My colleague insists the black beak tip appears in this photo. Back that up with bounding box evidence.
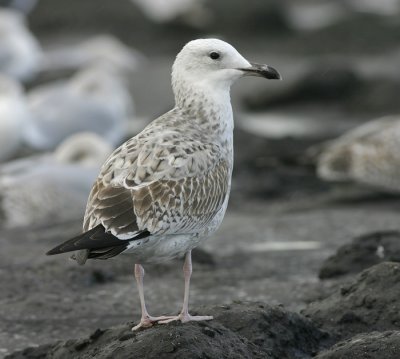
[241,63,282,80]
[264,65,282,80]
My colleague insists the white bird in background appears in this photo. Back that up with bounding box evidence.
[0,74,30,162]
[0,8,41,81]
[317,115,400,192]
[0,132,113,229]
[0,0,38,15]
[47,39,281,330]
[41,34,143,75]
[130,0,210,26]
[24,63,134,150]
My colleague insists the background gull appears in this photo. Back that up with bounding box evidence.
[130,0,210,27]
[0,74,30,162]
[47,38,281,330]
[0,132,112,229]
[0,8,41,81]
[317,115,400,192]
[40,34,144,75]
[0,0,38,14]
[24,63,134,150]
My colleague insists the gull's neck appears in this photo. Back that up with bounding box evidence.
[173,78,234,144]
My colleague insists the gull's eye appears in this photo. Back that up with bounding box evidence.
[209,51,220,60]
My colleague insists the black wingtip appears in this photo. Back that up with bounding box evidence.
[46,248,58,256]
[45,225,151,257]
[45,225,108,256]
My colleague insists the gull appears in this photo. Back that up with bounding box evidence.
[130,0,210,26]
[0,74,30,162]
[317,115,400,192]
[0,0,38,15]
[0,9,42,81]
[0,133,112,229]
[24,63,134,150]
[46,39,281,330]
[41,34,143,75]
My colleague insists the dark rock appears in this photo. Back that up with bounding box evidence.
[319,231,400,279]
[206,301,331,359]
[315,331,400,359]
[85,269,115,285]
[28,0,289,57]
[231,129,330,201]
[28,0,199,55]
[244,62,400,117]
[244,64,361,110]
[303,262,400,340]
[205,0,291,35]
[6,302,328,359]
[191,247,216,266]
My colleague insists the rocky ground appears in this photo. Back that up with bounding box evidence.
[2,169,400,358]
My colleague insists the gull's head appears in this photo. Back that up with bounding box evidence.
[172,38,281,91]
[54,132,113,167]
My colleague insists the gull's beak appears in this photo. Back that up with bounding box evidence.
[239,63,282,80]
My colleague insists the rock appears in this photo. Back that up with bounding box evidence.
[303,262,400,340]
[315,331,400,359]
[191,247,216,266]
[243,62,400,117]
[243,63,361,111]
[231,128,330,201]
[319,231,400,279]
[206,301,330,358]
[6,302,328,359]
[205,0,291,35]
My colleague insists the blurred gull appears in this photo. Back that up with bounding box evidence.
[130,0,210,27]
[286,1,347,31]
[0,9,41,81]
[347,0,400,16]
[0,132,113,229]
[0,0,38,14]
[41,34,143,75]
[24,64,134,150]
[0,74,30,162]
[317,116,400,192]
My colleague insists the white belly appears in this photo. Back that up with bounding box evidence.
[123,193,230,264]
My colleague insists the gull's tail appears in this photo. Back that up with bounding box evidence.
[46,224,150,264]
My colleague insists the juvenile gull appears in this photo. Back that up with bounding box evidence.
[47,39,281,330]
[317,115,400,192]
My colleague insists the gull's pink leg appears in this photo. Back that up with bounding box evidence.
[159,250,213,324]
[131,264,174,331]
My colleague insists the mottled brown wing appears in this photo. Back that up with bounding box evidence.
[83,181,140,239]
[83,159,230,239]
[132,160,230,234]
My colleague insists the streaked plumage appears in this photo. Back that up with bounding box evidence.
[317,116,400,192]
[47,38,281,330]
